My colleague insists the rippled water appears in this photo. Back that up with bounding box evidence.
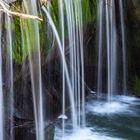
[55,95,140,140]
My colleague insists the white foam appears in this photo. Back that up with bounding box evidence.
[90,90,96,94]
[55,128,124,140]
[86,101,128,115]
[115,95,140,104]
[58,114,68,120]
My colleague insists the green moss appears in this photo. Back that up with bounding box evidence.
[11,10,45,64]
[12,17,23,64]
[82,0,97,24]
[8,0,97,64]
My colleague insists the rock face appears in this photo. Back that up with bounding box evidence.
[125,0,140,95]
[14,118,55,140]
[129,0,140,21]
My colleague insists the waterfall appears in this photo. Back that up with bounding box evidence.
[5,15,14,140]
[97,0,103,98]
[0,13,4,140]
[74,0,85,127]
[64,0,85,128]
[0,0,129,139]
[21,1,44,140]
[0,13,14,140]
[119,0,127,94]
[64,0,78,129]
[97,0,126,101]
[110,0,117,100]
[42,0,85,134]
[58,0,66,136]
[42,6,77,130]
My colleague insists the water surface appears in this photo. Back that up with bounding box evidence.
[55,95,140,140]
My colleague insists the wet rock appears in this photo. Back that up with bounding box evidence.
[14,118,55,140]
[125,0,140,94]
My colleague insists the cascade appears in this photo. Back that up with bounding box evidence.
[42,0,85,135]
[0,12,4,140]
[58,0,65,136]
[21,0,44,140]
[0,12,14,140]
[0,0,130,139]
[119,0,127,94]
[97,0,126,101]
[5,15,14,140]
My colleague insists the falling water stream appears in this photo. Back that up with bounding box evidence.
[21,1,45,140]
[0,13,4,140]
[5,15,14,140]
[58,0,65,136]
[97,0,103,98]
[42,0,85,136]
[64,0,85,128]
[97,0,126,101]
[119,0,127,94]
[42,6,77,130]
[0,0,138,140]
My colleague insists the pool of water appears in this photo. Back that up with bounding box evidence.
[54,95,140,140]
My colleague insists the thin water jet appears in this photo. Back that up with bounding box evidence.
[0,12,4,140]
[21,0,45,140]
[97,0,126,101]
[5,15,14,140]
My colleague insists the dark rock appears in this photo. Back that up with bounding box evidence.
[125,0,140,94]
[14,118,55,140]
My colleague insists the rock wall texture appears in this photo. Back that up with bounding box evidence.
[125,0,140,95]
